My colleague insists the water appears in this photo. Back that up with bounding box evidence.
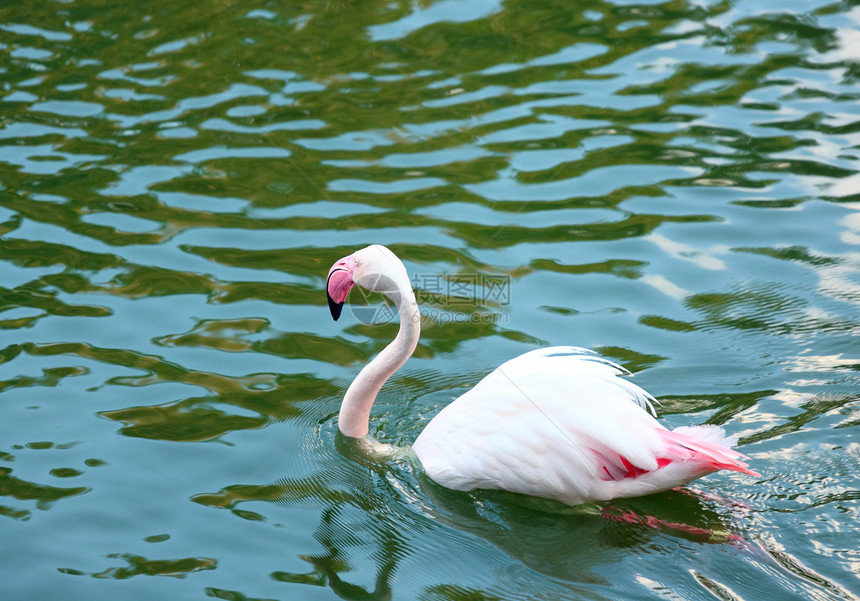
[1,0,859,599]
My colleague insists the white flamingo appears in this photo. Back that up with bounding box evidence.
[326,244,758,506]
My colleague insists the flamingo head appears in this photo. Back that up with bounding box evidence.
[326,244,409,321]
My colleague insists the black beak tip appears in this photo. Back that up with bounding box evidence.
[327,294,344,321]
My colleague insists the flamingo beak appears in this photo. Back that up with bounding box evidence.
[326,255,357,321]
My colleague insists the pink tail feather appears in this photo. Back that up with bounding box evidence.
[659,427,760,477]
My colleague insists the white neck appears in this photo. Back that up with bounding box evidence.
[338,285,420,438]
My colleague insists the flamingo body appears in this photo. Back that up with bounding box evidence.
[325,245,758,506]
[413,347,756,506]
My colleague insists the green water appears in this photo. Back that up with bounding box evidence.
[1,0,859,599]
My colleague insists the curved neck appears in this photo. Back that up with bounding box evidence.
[339,286,420,438]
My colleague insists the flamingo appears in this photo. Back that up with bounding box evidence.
[325,244,759,506]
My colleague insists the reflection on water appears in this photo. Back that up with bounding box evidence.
[1,0,859,599]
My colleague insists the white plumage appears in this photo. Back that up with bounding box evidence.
[325,245,758,506]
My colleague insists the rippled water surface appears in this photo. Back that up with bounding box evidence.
[2,1,859,599]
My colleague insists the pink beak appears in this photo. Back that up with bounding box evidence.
[326,254,357,320]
